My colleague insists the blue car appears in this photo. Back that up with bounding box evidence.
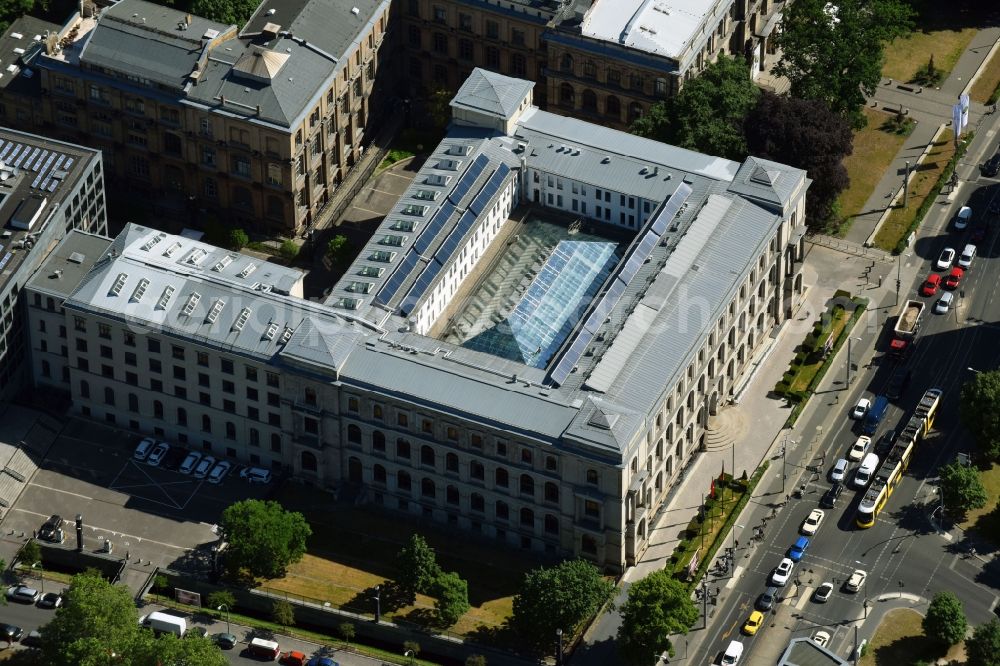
[307,658,339,666]
[789,536,810,562]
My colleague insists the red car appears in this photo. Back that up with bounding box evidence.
[920,273,942,296]
[944,266,964,289]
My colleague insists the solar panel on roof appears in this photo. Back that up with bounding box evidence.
[550,328,596,385]
[446,153,490,205]
[13,148,28,168]
[31,150,48,171]
[46,180,57,192]
[412,202,454,255]
[468,164,511,216]
[23,148,40,170]
[649,182,693,235]
[376,250,421,305]
[0,143,13,160]
[617,253,644,284]
[405,258,445,303]
[63,157,74,169]
[0,253,12,272]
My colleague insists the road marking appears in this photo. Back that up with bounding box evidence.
[796,591,812,610]
[10,507,197,552]
[29,483,92,500]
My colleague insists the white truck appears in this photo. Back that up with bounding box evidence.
[140,611,187,637]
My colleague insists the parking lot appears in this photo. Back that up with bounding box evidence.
[1,413,273,589]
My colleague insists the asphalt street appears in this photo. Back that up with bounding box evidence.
[0,594,386,666]
[691,131,1000,665]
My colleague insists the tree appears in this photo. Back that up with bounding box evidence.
[190,0,260,27]
[228,228,249,250]
[427,89,454,130]
[395,534,442,600]
[433,571,470,627]
[967,618,1000,666]
[20,540,41,568]
[466,656,488,666]
[923,591,967,646]
[511,559,615,651]
[338,621,355,646]
[131,631,228,666]
[617,570,699,665]
[271,599,296,627]
[326,234,351,265]
[774,0,914,128]
[631,55,759,161]
[960,371,1000,461]
[206,590,235,612]
[939,461,988,518]
[278,239,300,263]
[40,571,141,666]
[745,92,853,228]
[219,500,312,579]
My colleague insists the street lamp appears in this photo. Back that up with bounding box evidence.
[373,584,381,624]
[968,367,982,374]
[216,604,230,635]
[555,628,563,666]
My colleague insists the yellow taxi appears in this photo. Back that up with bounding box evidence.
[742,610,764,635]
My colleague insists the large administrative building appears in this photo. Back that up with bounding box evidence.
[25,70,807,572]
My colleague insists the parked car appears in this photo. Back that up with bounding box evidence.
[305,658,339,666]
[771,558,794,586]
[850,397,871,420]
[845,569,867,592]
[920,273,942,296]
[800,509,825,536]
[37,592,63,609]
[161,446,188,471]
[886,365,912,400]
[208,460,232,485]
[213,633,237,649]
[812,630,831,648]
[944,261,967,289]
[21,630,41,647]
[820,482,844,508]
[146,441,170,467]
[875,430,896,457]
[720,640,744,665]
[934,291,955,315]
[756,586,779,611]
[38,514,64,543]
[954,205,972,230]
[814,582,834,603]
[830,459,849,483]
[6,585,39,604]
[179,451,202,475]
[280,651,308,666]
[958,243,976,269]
[848,436,871,461]
[240,466,273,484]
[788,536,810,562]
[193,456,216,479]
[981,153,1000,177]
[133,437,156,461]
[935,247,956,270]
[0,623,23,642]
[742,610,764,636]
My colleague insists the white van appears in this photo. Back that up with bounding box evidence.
[133,437,155,461]
[719,640,744,665]
[853,453,880,488]
[958,243,976,269]
[248,637,280,660]
[239,466,273,484]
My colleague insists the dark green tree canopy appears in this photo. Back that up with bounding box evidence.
[774,0,913,128]
[939,461,988,518]
[923,591,968,646]
[631,55,760,161]
[433,571,470,627]
[745,91,853,227]
[967,618,1000,666]
[960,371,1000,461]
[617,571,698,666]
[395,534,442,599]
[220,499,312,579]
[190,0,260,27]
[511,559,614,651]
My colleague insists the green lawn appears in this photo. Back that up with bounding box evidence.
[971,46,1000,103]
[882,27,976,83]
[859,609,961,666]
[961,462,1000,546]
[835,108,909,232]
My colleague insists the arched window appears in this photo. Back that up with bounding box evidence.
[302,451,318,472]
[520,508,534,527]
[104,387,115,406]
[446,452,459,472]
[520,474,534,496]
[271,433,282,452]
[446,485,459,505]
[421,445,435,467]
[225,422,236,440]
[201,414,211,432]
[373,463,386,484]
[397,471,411,491]
[347,424,361,444]
[606,95,621,118]
[628,102,644,123]
[372,404,383,419]
[581,535,597,555]
[153,400,163,419]
[372,430,386,452]
[470,460,484,480]
[560,53,573,71]
[232,185,253,210]
[586,469,599,485]
[128,394,139,412]
[421,478,436,498]
[471,493,484,512]
[304,387,317,406]
[544,514,559,534]
[496,500,509,521]
[80,380,90,399]
[559,83,575,106]
[495,467,509,488]
[177,407,187,427]
[397,438,411,459]
[582,60,596,78]
[266,195,284,223]
[544,482,559,503]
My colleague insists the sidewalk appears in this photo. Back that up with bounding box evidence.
[844,27,1000,245]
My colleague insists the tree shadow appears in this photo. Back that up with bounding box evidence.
[464,620,522,652]
[343,580,412,617]
[891,502,937,535]
[870,633,947,666]
[399,607,439,629]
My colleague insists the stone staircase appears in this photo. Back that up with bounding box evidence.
[704,408,748,453]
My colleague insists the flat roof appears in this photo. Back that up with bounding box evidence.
[581,0,718,61]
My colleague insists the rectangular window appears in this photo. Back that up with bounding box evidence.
[148,338,160,354]
[149,359,161,374]
[197,352,209,367]
[221,359,234,374]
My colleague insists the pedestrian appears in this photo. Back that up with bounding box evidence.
[735,539,740,549]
